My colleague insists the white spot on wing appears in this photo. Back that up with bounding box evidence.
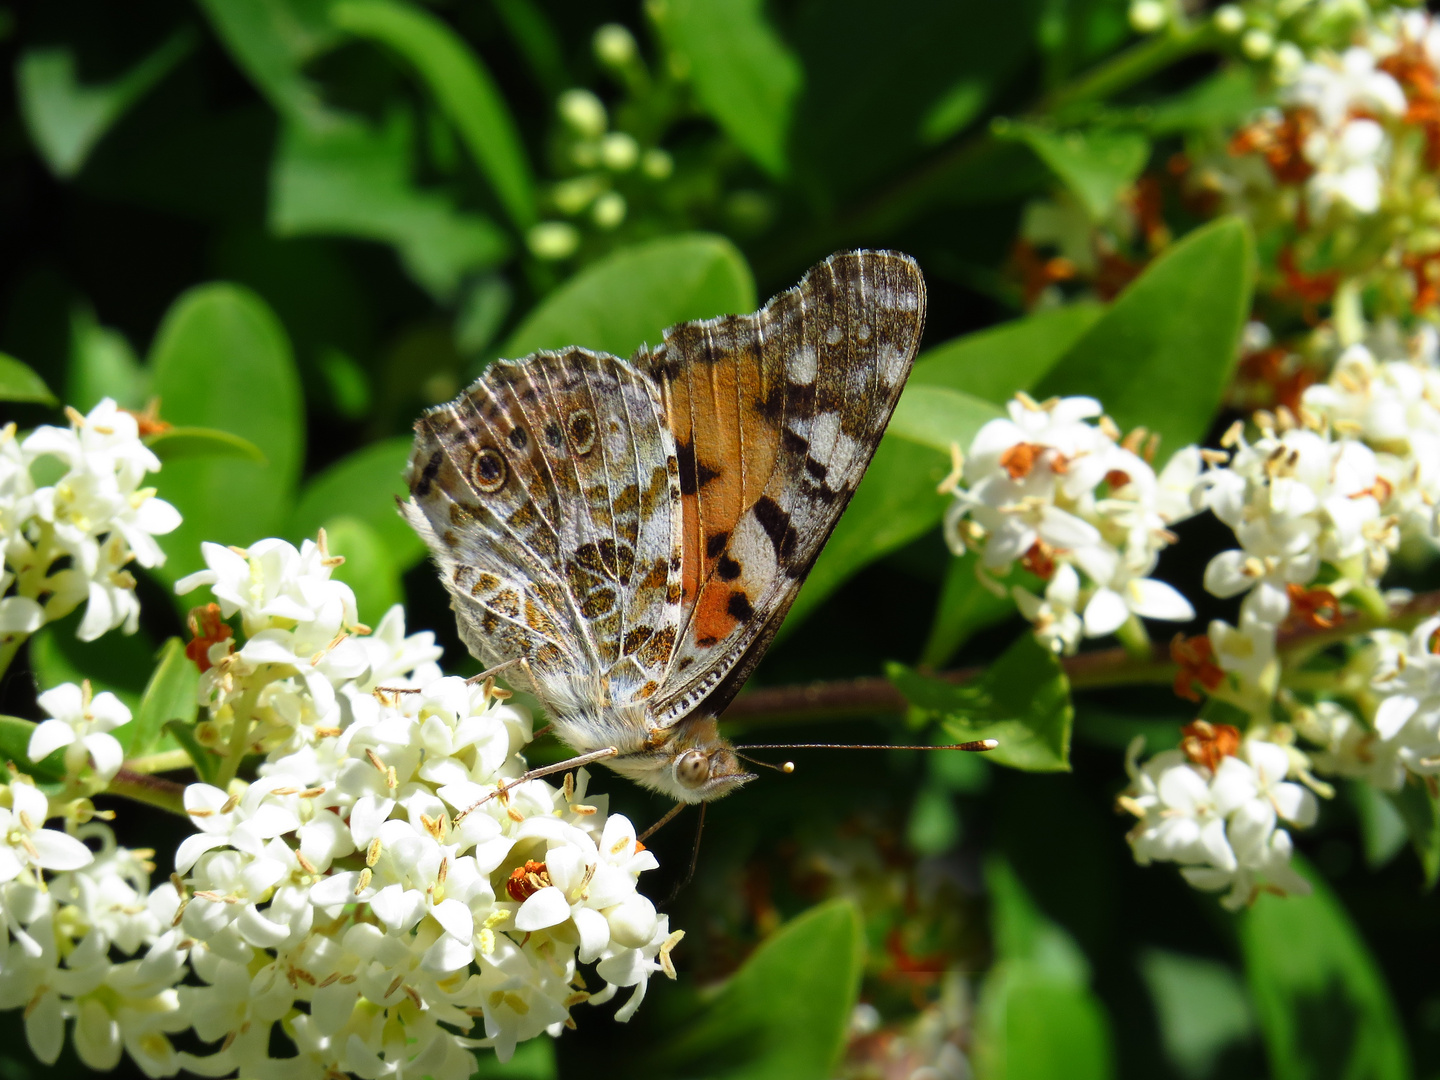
[825,326,843,346]
[857,323,872,343]
[808,411,861,478]
[878,344,908,386]
[791,345,818,384]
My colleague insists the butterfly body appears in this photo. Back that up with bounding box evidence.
[403,251,925,804]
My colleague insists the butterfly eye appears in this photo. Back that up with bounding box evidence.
[568,410,597,455]
[470,447,507,493]
[675,749,711,789]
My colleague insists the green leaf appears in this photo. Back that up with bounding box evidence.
[0,353,58,405]
[889,633,1073,772]
[500,234,756,360]
[1241,859,1412,1080]
[471,1036,556,1079]
[128,638,199,759]
[322,516,403,623]
[291,437,425,569]
[17,28,196,177]
[1034,217,1254,458]
[1140,949,1255,1080]
[974,860,1114,1080]
[999,122,1150,219]
[30,612,157,715]
[648,900,864,1080]
[1386,775,1440,889]
[654,0,802,178]
[1350,781,1409,870]
[146,426,268,464]
[164,719,218,785]
[194,0,341,123]
[271,113,510,301]
[909,302,1104,405]
[331,0,536,227]
[67,306,146,411]
[148,284,305,587]
[1145,65,1267,136]
[920,550,1015,667]
[0,716,64,783]
[887,384,1010,453]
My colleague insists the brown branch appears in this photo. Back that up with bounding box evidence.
[720,587,1440,728]
[105,767,187,816]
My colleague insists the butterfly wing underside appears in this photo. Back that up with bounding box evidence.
[634,249,925,727]
[403,348,684,704]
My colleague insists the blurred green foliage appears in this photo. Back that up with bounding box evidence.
[3,1,1437,1079]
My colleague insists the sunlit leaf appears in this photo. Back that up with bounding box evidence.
[909,301,1104,405]
[920,551,1016,667]
[1035,217,1253,459]
[66,306,147,411]
[1146,66,1266,135]
[127,638,199,759]
[500,233,756,360]
[323,516,403,623]
[0,353,57,405]
[193,0,340,122]
[0,716,63,783]
[271,112,510,301]
[17,28,196,177]
[164,719,218,785]
[1350,781,1409,870]
[1241,859,1412,1080]
[655,0,802,178]
[331,0,537,227]
[1140,949,1255,1080]
[999,121,1150,219]
[647,900,864,1080]
[148,284,305,587]
[887,384,1007,453]
[889,633,1073,772]
[291,437,424,569]
[146,426,268,464]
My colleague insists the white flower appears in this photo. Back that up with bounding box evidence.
[29,682,130,782]
[1303,117,1388,214]
[1368,617,1440,775]
[1287,47,1406,128]
[0,783,92,882]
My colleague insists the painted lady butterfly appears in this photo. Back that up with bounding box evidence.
[402,250,924,806]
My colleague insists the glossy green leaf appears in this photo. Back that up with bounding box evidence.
[148,284,305,586]
[127,638,199,759]
[889,633,1073,772]
[322,516,403,624]
[1140,949,1255,1080]
[30,613,157,716]
[647,900,864,1080]
[974,861,1114,1080]
[655,0,802,178]
[146,426,268,464]
[500,234,756,360]
[67,307,146,411]
[1387,775,1440,889]
[1145,65,1266,135]
[920,550,1016,668]
[0,716,63,783]
[331,0,536,227]
[0,353,57,405]
[291,437,424,569]
[194,0,340,122]
[271,113,510,301]
[1034,217,1254,459]
[164,719,218,785]
[783,389,1001,636]
[999,122,1150,219]
[17,28,196,177]
[909,302,1104,405]
[1241,860,1412,1080]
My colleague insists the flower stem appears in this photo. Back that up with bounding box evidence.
[105,768,187,817]
[124,749,196,775]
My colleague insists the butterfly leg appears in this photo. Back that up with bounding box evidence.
[662,802,706,906]
[637,801,687,843]
[453,746,619,821]
[463,656,529,686]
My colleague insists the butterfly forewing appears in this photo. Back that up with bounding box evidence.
[632,250,925,726]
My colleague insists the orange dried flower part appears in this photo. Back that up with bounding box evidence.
[1012,240,1077,306]
[185,603,233,673]
[1020,540,1057,580]
[999,442,1046,480]
[121,399,173,437]
[1285,583,1341,630]
[1402,250,1440,313]
[1170,634,1224,702]
[1234,345,1318,414]
[1180,720,1241,771]
[1230,110,1317,185]
[506,860,550,902]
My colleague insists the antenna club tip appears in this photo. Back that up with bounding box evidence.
[981,739,999,750]
[782,761,795,774]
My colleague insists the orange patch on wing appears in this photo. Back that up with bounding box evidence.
[689,578,741,647]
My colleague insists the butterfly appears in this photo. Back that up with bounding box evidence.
[401,250,926,808]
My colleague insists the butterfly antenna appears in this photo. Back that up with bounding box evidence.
[734,751,796,774]
[735,740,999,753]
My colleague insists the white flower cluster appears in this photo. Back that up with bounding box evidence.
[1301,328,1440,548]
[944,393,1198,654]
[1329,615,1440,784]
[1121,731,1318,909]
[0,398,179,642]
[1193,412,1397,690]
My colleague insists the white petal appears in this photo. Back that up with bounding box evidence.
[573,906,611,963]
[1126,578,1194,622]
[30,828,94,871]
[0,597,44,634]
[1374,696,1418,740]
[514,886,571,931]
[430,897,473,941]
[27,720,76,762]
[1083,589,1129,638]
[1203,551,1254,598]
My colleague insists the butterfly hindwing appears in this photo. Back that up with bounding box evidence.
[633,250,926,725]
[404,348,685,702]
